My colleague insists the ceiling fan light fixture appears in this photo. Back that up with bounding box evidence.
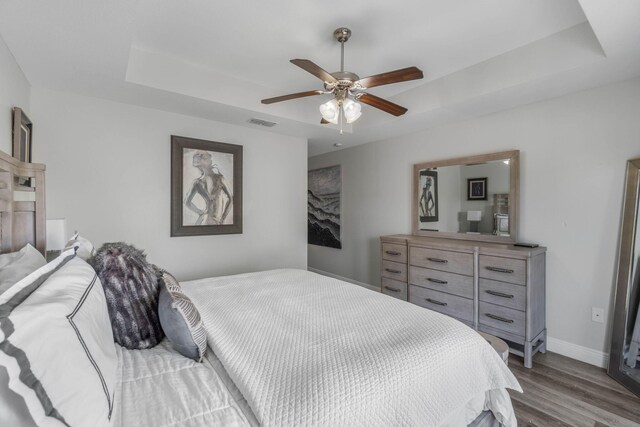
[319,98,340,124]
[343,98,362,123]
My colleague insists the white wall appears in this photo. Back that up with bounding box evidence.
[0,34,30,154]
[32,87,308,281]
[309,77,640,362]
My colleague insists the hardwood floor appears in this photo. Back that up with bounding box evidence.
[508,351,640,426]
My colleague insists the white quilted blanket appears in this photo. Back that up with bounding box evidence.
[181,269,521,427]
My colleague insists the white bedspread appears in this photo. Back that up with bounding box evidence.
[113,340,251,427]
[182,269,522,427]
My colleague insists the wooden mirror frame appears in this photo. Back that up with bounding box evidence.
[412,150,520,243]
[608,158,640,396]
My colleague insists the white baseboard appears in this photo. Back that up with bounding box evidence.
[546,337,609,368]
[307,268,380,293]
[309,267,609,369]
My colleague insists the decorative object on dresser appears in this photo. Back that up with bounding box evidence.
[12,107,33,164]
[608,157,640,396]
[381,234,546,369]
[170,135,242,236]
[308,165,342,249]
[413,150,519,242]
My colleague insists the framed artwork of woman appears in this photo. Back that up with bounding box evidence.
[171,135,243,236]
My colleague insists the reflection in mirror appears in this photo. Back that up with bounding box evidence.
[622,223,640,382]
[418,160,511,235]
[413,150,519,243]
[609,158,640,396]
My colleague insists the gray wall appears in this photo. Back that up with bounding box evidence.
[308,76,640,357]
[0,34,30,154]
[32,87,308,281]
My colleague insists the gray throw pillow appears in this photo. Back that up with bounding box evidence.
[158,270,207,361]
[90,242,164,349]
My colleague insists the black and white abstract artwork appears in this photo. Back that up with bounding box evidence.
[308,165,341,249]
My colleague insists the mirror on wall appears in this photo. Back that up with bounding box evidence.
[412,150,519,243]
[609,158,640,396]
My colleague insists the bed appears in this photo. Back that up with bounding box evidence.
[0,151,521,426]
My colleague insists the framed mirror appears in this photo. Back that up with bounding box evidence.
[412,150,520,243]
[608,158,640,396]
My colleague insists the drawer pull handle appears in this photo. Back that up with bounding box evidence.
[485,290,514,299]
[425,298,447,306]
[385,250,401,256]
[485,266,514,274]
[384,286,401,293]
[427,257,448,264]
[427,278,448,285]
[485,313,514,323]
[385,268,401,274]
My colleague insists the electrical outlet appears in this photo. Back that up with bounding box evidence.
[592,307,605,323]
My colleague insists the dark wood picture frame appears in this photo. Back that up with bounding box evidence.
[467,177,487,200]
[419,169,439,222]
[12,107,33,164]
[171,135,242,236]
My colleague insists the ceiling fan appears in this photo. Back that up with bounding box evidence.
[261,27,424,131]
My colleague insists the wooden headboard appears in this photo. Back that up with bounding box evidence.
[0,149,46,255]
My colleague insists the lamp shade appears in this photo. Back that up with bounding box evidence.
[342,98,362,123]
[46,219,67,252]
[319,99,339,124]
[467,211,482,221]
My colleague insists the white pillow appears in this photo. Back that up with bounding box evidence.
[0,247,117,426]
[64,232,96,261]
[0,244,47,295]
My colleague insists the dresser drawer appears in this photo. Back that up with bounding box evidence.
[381,278,408,301]
[381,260,407,282]
[479,255,526,286]
[409,247,473,276]
[409,266,473,299]
[479,302,525,337]
[382,243,407,263]
[479,278,526,311]
[409,285,473,323]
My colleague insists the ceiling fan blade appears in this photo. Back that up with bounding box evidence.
[356,66,423,89]
[290,59,338,84]
[261,90,324,104]
[320,118,329,124]
[358,93,408,116]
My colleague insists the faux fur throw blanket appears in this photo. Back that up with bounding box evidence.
[91,242,163,349]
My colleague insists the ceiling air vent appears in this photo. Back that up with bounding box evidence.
[248,118,278,127]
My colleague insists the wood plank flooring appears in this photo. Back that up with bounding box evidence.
[509,351,640,426]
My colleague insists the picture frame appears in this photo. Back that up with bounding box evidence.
[308,165,342,249]
[467,177,487,200]
[171,135,243,236]
[12,107,33,163]
[419,169,439,222]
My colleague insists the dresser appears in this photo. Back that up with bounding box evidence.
[381,234,546,368]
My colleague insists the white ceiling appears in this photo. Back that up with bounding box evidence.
[0,0,639,156]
